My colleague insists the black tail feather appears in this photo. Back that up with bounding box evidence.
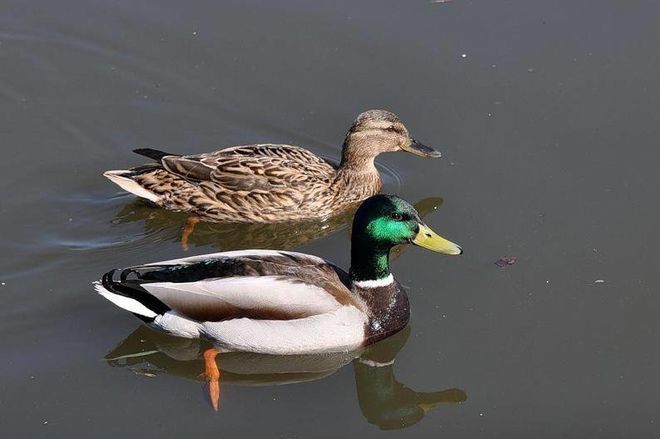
[133,148,179,161]
[101,268,171,322]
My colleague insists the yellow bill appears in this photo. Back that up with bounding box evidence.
[413,223,463,255]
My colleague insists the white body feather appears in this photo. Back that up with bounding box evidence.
[141,276,341,317]
[198,306,367,354]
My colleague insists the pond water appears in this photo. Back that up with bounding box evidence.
[2,0,660,437]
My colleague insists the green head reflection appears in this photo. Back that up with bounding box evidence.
[354,327,467,430]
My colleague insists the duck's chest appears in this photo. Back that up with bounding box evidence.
[355,282,410,345]
[327,170,382,207]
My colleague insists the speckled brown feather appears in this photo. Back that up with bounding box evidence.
[115,143,381,223]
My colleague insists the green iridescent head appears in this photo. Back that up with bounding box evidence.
[352,195,463,255]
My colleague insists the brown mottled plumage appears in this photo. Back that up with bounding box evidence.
[104,110,441,223]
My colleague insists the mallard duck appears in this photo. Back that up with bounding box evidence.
[95,194,460,409]
[95,194,461,355]
[103,110,441,223]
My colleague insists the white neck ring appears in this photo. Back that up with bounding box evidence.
[352,273,394,289]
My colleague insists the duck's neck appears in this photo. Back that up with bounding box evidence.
[339,139,379,173]
[350,239,410,344]
[350,241,393,286]
[334,142,382,205]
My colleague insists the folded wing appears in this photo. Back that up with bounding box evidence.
[99,250,358,323]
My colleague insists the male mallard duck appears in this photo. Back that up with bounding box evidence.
[95,194,461,409]
[94,194,461,353]
[103,110,441,223]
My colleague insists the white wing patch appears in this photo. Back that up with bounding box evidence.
[141,276,342,317]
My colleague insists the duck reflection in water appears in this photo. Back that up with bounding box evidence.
[112,196,443,251]
[105,325,466,430]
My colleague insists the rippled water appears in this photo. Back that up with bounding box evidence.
[2,0,660,437]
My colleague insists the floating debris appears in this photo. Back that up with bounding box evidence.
[495,256,517,267]
[132,370,157,378]
[594,279,606,284]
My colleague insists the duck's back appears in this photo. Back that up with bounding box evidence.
[106,143,378,222]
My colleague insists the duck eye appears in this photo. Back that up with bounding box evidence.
[390,212,403,221]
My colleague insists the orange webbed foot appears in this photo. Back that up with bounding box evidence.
[202,348,221,411]
[181,216,200,251]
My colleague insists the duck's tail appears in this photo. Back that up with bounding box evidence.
[103,168,161,203]
[133,148,179,161]
[94,269,171,322]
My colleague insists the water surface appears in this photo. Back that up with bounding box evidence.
[2,0,660,437]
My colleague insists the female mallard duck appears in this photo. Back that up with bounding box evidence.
[103,110,441,223]
[95,194,461,409]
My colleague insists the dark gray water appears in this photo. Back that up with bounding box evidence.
[2,0,660,437]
